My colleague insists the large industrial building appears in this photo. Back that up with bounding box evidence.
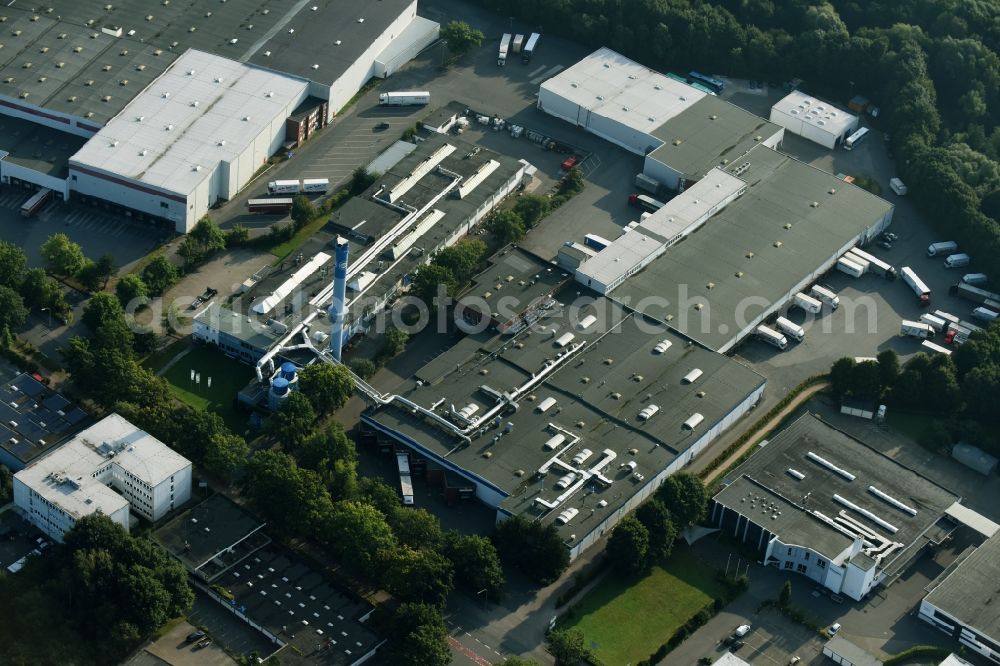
[710,413,960,601]
[13,413,192,541]
[362,250,766,560]
[193,135,533,380]
[537,47,784,190]
[0,372,89,471]
[921,531,1000,663]
[769,90,859,149]
[0,0,437,231]
[538,49,893,353]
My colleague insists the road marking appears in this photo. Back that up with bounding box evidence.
[528,65,547,78]
[531,65,564,85]
[447,636,492,666]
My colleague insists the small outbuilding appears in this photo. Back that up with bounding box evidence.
[952,441,999,476]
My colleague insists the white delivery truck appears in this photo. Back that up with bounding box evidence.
[378,91,431,106]
[843,250,871,274]
[775,316,805,342]
[498,33,511,66]
[268,179,301,195]
[756,325,788,350]
[810,285,840,310]
[972,307,999,322]
[919,313,947,333]
[962,273,989,286]
[512,34,524,53]
[889,177,908,195]
[837,256,865,278]
[901,266,931,306]
[850,247,896,278]
[943,253,971,268]
[900,320,934,339]
[794,292,823,314]
[927,241,959,257]
[301,178,329,194]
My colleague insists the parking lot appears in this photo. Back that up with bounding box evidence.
[0,512,47,572]
[726,609,826,665]
[186,588,277,660]
[0,188,168,268]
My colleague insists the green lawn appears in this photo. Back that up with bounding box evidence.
[148,344,253,435]
[565,549,726,666]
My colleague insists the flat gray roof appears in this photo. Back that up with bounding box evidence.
[0,0,410,124]
[924,531,1000,640]
[196,301,280,354]
[611,144,893,350]
[716,413,957,565]
[366,281,765,540]
[649,95,782,181]
[0,116,88,177]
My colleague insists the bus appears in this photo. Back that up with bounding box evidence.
[843,127,870,150]
[687,71,725,93]
[247,198,293,214]
[20,188,52,218]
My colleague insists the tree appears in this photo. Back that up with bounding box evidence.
[411,264,458,310]
[382,603,451,666]
[297,362,354,414]
[779,579,792,607]
[0,286,28,333]
[433,239,487,283]
[607,516,650,573]
[242,450,334,537]
[635,498,678,562]
[383,327,409,358]
[390,507,444,550]
[497,658,541,666]
[266,390,316,447]
[324,501,396,578]
[829,357,857,399]
[40,233,86,276]
[290,195,318,231]
[444,532,505,597]
[140,256,180,295]
[547,628,586,666]
[385,546,454,607]
[493,516,569,585]
[203,431,250,479]
[350,167,378,195]
[558,167,585,196]
[226,223,250,247]
[115,274,149,308]
[0,241,27,288]
[95,254,118,288]
[351,358,377,379]
[359,477,402,516]
[75,261,104,292]
[190,216,226,253]
[441,20,485,56]
[876,349,900,392]
[512,194,550,229]
[656,473,708,527]
[82,292,127,333]
[296,424,358,499]
[489,209,526,244]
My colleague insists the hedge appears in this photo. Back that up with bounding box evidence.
[883,645,951,666]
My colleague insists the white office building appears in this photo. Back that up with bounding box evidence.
[13,414,192,541]
[769,90,859,149]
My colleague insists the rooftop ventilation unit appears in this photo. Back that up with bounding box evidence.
[833,493,899,533]
[556,507,579,525]
[683,413,704,430]
[868,486,917,516]
[806,451,856,481]
[555,472,577,490]
[571,449,593,466]
[554,332,574,348]
[536,396,557,413]
[682,368,703,384]
[578,314,597,330]
[543,434,565,451]
[787,468,805,480]
[653,339,672,354]
[638,405,659,421]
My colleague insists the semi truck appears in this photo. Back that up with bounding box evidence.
[901,266,931,306]
[378,91,430,106]
[512,34,524,53]
[756,325,788,350]
[794,292,823,314]
[522,33,540,64]
[628,193,666,213]
[927,241,958,257]
[775,316,805,342]
[850,247,896,279]
[247,198,293,214]
[810,285,840,310]
[900,320,934,339]
[837,256,865,278]
[498,33,511,66]
[843,250,871,274]
[943,253,970,269]
[955,282,1000,308]
[962,273,989,287]
[267,178,329,195]
[919,313,947,333]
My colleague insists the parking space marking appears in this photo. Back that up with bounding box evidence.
[528,65,547,78]
[530,65,564,85]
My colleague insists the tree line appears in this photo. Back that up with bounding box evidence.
[473,0,1000,278]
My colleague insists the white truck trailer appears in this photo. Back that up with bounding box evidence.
[849,247,896,278]
[901,320,934,339]
[378,91,431,106]
[775,316,805,342]
[837,256,865,278]
[921,340,952,356]
[267,178,329,195]
[794,292,823,314]
[901,266,931,306]
[498,33,511,66]
[756,325,788,350]
[810,285,840,310]
[919,313,947,333]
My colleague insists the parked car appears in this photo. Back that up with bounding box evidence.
[734,624,751,637]
[185,630,206,644]
[374,122,390,131]
[789,657,801,665]
[195,638,212,650]
[730,639,745,651]
[829,623,842,636]
[561,155,579,170]
[882,232,899,242]
[879,241,893,251]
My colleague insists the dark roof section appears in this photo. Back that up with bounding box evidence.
[0,115,88,177]
[715,413,958,566]
[0,373,89,469]
[154,494,269,582]
[924,532,1000,641]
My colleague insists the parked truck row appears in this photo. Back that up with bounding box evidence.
[267,178,330,195]
[498,32,540,66]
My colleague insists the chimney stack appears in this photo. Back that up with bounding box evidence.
[329,237,349,361]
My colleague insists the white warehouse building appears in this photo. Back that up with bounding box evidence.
[769,90,859,149]
[13,414,192,542]
[69,50,310,233]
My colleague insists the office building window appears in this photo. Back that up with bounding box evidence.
[797,563,807,573]
[817,559,826,569]
[804,552,810,561]
[784,561,793,570]
[787,547,793,556]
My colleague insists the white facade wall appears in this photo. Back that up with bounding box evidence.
[768,107,855,149]
[537,87,665,156]
[0,160,70,199]
[373,17,440,78]
[13,475,130,542]
[643,156,683,190]
[326,0,419,119]
[0,95,102,138]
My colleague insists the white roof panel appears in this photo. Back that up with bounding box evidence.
[771,90,858,137]
[540,47,705,135]
[70,49,309,197]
